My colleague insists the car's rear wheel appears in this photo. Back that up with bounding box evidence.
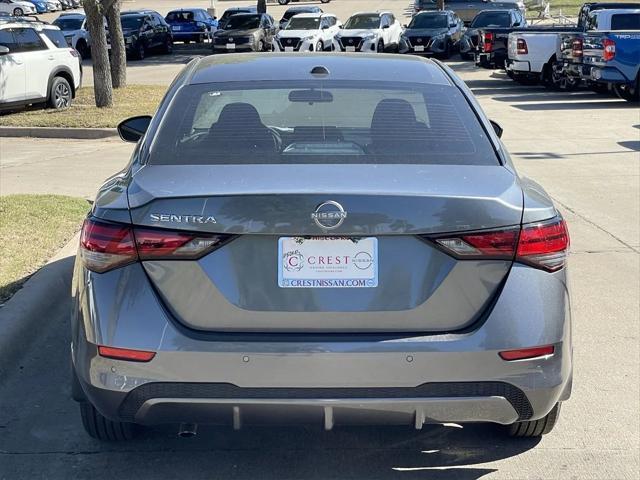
[80,402,137,441]
[48,76,72,109]
[76,39,90,59]
[505,403,561,438]
[162,37,173,54]
[278,0,289,5]
[613,75,640,102]
[315,40,323,52]
[135,42,145,60]
[441,40,451,59]
[258,39,265,52]
[377,40,384,53]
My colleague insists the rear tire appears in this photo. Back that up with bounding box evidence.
[135,42,145,60]
[47,76,72,110]
[441,40,451,59]
[505,403,561,438]
[377,40,384,53]
[76,40,90,59]
[162,37,173,54]
[13,7,24,16]
[80,402,137,441]
[315,40,323,52]
[613,75,640,102]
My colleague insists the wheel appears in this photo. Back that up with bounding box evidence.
[257,39,265,52]
[613,75,640,102]
[278,0,289,5]
[506,69,514,79]
[196,34,204,44]
[460,51,473,60]
[441,40,451,59]
[80,402,137,441]
[48,76,72,109]
[505,403,561,438]
[315,40,323,52]
[162,37,173,54]
[76,40,90,59]
[135,42,145,60]
[542,62,579,91]
[320,0,330,3]
[377,40,384,53]
[13,7,24,16]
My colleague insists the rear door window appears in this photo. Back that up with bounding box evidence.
[0,29,17,51]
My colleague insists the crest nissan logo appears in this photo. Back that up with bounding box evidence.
[311,201,347,230]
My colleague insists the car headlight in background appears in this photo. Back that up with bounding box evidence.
[361,34,376,42]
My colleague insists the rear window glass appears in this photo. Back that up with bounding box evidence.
[611,13,640,30]
[471,12,512,28]
[149,80,497,166]
[166,11,195,22]
[43,29,67,48]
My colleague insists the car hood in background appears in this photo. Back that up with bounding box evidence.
[216,28,260,38]
[404,28,448,38]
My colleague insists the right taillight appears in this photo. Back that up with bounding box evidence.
[483,32,494,53]
[516,38,528,55]
[80,218,235,273]
[602,38,615,62]
[428,217,570,272]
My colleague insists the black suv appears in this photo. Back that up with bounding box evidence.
[120,10,173,60]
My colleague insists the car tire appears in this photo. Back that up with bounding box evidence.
[76,40,90,59]
[589,82,610,95]
[47,76,72,110]
[377,40,384,53]
[505,403,561,438]
[315,40,323,52]
[613,74,640,102]
[13,7,24,16]
[80,402,137,441]
[258,39,265,52]
[135,42,145,60]
[162,37,173,54]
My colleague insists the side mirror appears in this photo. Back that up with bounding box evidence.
[490,120,503,138]
[322,24,329,30]
[449,23,456,28]
[382,24,390,29]
[513,22,520,27]
[0,45,9,55]
[118,115,152,143]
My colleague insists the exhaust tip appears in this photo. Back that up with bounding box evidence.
[178,423,198,438]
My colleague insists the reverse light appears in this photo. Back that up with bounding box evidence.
[499,345,554,361]
[98,346,156,362]
[428,217,570,272]
[80,218,235,273]
[602,38,615,62]
[516,38,528,55]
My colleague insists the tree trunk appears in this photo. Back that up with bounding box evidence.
[437,0,445,10]
[257,0,266,14]
[83,0,113,107]
[105,0,127,88]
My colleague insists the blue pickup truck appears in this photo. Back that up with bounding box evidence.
[581,9,640,101]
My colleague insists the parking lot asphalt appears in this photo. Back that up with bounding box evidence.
[1,1,639,477]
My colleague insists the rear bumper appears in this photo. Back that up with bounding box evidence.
[476,51,507,69]
[584,65,630,84]
[72,257,573,427]
[505,58,531,73]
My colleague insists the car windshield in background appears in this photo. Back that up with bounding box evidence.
[149,80,498,166]
[286,17,320,30]
[221,9,251,21]
[283,9,313,20]
[42,29,67,48]
[166,11,195,22]
[611,13,640,30]
[121,16,143,30]
[344,15,381,29]
[471,12,511,28]
[225,15,260,30]
[52,17,83,31]
[409,14,448,29]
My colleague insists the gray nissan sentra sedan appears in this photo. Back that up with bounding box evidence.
[71,53,572,441]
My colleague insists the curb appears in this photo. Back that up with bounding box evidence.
[0,126,118,140]
[0,234,79,380]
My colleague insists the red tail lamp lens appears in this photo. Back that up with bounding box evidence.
[499,345,555,361]
[98,346,156,362]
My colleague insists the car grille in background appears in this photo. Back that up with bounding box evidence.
[338,36,363,51]
[215,36,252,45]
[408,36,431,48]
[278,37,301,51]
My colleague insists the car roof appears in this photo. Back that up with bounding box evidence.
[350,11,392,17]
[228,12,261,18]
[294,13,331,18]
[188,53,451,86]
[121,10,158,16]
[167,8,203,13]
[58,13,85,18]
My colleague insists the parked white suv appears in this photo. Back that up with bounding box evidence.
[53,12,100,59]
[334,11,402,53]
[273,12,340,52]
[0,0,36,16]
[0,19,82,110]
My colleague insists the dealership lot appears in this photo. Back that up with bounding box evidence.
[0,1,639,479]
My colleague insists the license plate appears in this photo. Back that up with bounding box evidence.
[414,45,425,52]
[172,26,181,31]
[284,46,294,52]
[345,46,356,52]
[278,237,378,288]
[226,43,236,49]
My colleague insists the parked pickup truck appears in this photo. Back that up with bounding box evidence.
[414,0,525,25]
[581,9,640,101]
[505,2,640,87]
[557,9,640,93]
[472,8,527,67]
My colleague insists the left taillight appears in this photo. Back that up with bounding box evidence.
[483,32,494,53]
[80,218,234,273]
[602,38,615,62]
[69,48,80,58]
[426,217,570,272]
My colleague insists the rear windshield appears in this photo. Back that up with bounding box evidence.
[611,13,640,30]
[42,29,67,48]
[471,12,511,28]
[166,11,195,22]
[409,14,448,29]
[149,80,497,166]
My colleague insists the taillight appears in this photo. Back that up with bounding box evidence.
[602,38,615,62]
[571,38,583,57]
[80,218,235,273]
[499,345,554,361]
[69,48,80,58]
[98,346,155,362]
[427,217,570,272]
[483,32,494,53]
[516,38,528,55]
